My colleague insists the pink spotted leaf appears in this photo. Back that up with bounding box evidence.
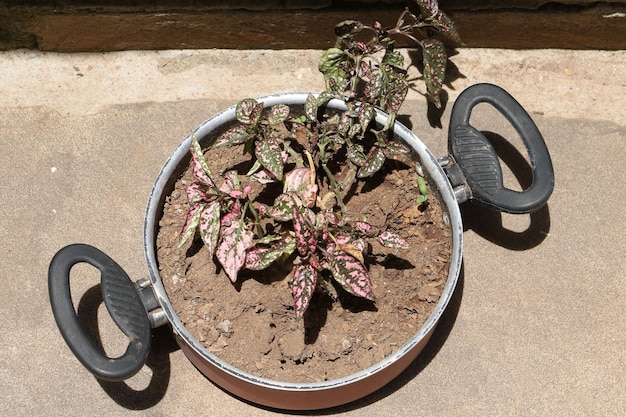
[250,169,277,184]
[269,193,297,222]
[355,220,373,235]
[292,204,317,256]
[347,144,367,166]
[377,230,410,249]
[185,182,208,204]
[325,249,375,301]
[382,141,411,158]
[255,137,284,181]
[267,104,290,126]
[190,135,215,186]
[244,237,296,271]
[421,38,447,109]
[290,263,319,318]
[357,146,386,178]
[219,170,240,195]
[358,103,375,132]
[198,201,221,256]
[178,202,206,248]
[212,125,249,149]
[215,219,254,283]
[236,98,264,126]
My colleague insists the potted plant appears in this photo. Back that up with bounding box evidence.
[49,0,554,410]
[158,0,459,382]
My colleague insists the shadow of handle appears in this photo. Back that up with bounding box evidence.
[48,243,152,382]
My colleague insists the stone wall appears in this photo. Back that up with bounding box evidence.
[1,1,624,51]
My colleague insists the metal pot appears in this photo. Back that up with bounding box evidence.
[49,83,554,410]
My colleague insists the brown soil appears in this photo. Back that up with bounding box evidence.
[156,140,451,383]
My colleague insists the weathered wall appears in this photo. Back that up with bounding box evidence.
[1,1,625,50]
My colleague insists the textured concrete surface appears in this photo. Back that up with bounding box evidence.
[1,48,624,416]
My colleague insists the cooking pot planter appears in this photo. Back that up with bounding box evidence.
[49,83,554,410]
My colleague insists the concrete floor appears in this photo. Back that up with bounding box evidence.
[1,48,624,416]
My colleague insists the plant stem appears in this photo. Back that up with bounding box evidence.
[321,163,347,212]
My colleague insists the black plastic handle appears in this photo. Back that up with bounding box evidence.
[48,244,151,382]
[448,83,554,214]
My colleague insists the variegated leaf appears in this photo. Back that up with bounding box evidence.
[255,137,284,181]
[290,263,319,318]
[268,104,290,126]
[219,170,240,194]
[414,0,439,18]
[292,205,317,256]
[334,19,364,38]
[185,182,208,204]
[326,250,375,301]
[377,230,410,249]
[269,193,295,222]
[383,141,411,158]
[421,38,447,109]
[212,125,249,149]
[347,144,367,166]
[305,94,319,122]
[283,167,311,193]
[178,203,206,248]
[215,219,254,283]
[198,201,221,256]
[364,73,382,100]
[355,220,373,234]
[244,237,296,271]
[386,78,409,114]
[357,146,386,178]
[190,135,215,186]
[250,169,277,184]
[358,103,375,132]
[236,98,264,126]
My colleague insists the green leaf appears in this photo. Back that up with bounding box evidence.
[255,137,284,181]
[421,38,447,108]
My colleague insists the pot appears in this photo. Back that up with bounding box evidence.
[49,83,554,410]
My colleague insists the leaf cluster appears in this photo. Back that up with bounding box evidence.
[178,0,459,319]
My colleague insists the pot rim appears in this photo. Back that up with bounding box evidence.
[143,92,464,391]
